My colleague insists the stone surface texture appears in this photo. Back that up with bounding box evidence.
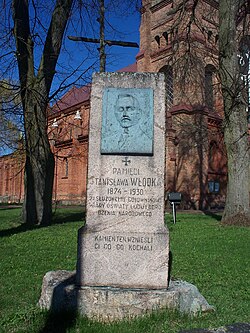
[38,270,215,322]
[38,270,77,312]
[77,72,169,289]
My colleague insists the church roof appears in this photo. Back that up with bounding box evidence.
[51,84,91,113]
[117,63,137,72]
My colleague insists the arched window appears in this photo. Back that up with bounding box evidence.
[155,35,160,47]
[208,140,220,193]
[63,158,68,178]
[207,30,213,41]
[205,64,216,110]
[209,141,217,170]
[5,166,9,194]
[162,32,168,45]
[159,65,173,110]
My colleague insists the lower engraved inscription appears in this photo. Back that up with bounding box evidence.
[128,244,152,251]
[93,234,154,252]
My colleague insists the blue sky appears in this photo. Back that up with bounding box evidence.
[51,2,141,97]
[98,6,141,71]
[0,1,141,156]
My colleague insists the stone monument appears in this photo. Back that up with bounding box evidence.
[38,72,215,321]
[77,72,169,290]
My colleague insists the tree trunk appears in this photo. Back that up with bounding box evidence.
[12,0,73,225]
[22,91,55,225]
[219,0,250,225]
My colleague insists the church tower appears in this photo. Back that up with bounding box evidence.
[137,0,227,210]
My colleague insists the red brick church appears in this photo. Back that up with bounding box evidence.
[1,0,236,209]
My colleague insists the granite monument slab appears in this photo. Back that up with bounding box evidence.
[76,72,169,290]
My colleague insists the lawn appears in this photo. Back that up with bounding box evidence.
[0,208,249,333]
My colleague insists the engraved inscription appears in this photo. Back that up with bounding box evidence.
[92,177,161,187]
[88,166,163,217]
[93,234,154,252]
[112,168,140,175]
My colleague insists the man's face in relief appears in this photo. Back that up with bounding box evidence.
[115,95,142,129]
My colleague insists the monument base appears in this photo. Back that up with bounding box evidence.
[76,226,170,289]
[38,270,215,322]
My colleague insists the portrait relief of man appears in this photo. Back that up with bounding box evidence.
[101,88,154,155]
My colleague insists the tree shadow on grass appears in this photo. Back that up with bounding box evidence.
[203,210,222,222]
[0,210,85,238]
[52,210,85,225]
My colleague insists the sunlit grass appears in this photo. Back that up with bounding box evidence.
[0,208,249,332]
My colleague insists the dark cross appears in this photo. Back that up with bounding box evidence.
[68,0,139,72]
[122,156,131,166]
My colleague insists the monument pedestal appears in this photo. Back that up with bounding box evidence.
[76,285,176,322]
[38,270,215,322]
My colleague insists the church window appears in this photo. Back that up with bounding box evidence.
[208,140,217,171]
[205,65,216,110]
[208,180,220,193]
[63,158,68,178]
[163,32,168,45]
[155,35,160,47]
[207,30,212,41]
[5,166,9,193]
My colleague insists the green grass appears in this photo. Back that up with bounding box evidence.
[0,208,249,332]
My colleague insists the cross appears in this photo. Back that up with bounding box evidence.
[122,156,131,166]
[68,0,139,72]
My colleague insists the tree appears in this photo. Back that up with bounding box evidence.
[162,0,249,223]
[0,80,22,155]
[12,0,73,225]
[8,0,140,226]
[218,0,250,225]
